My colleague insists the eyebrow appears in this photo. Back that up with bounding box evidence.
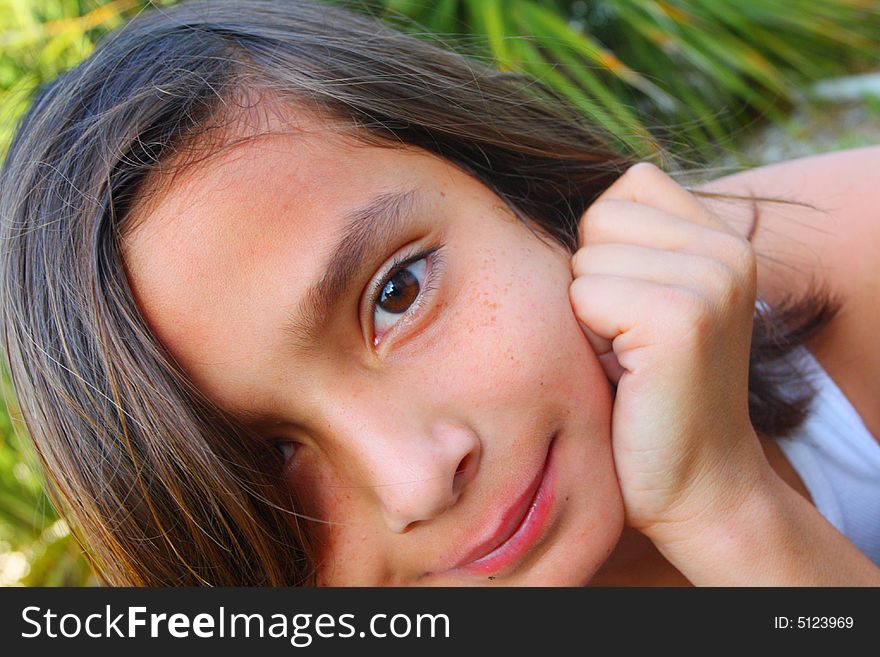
[281,187,421,352]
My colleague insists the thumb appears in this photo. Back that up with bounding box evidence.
[578,320,625,387]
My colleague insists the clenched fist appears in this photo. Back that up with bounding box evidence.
[569,162,770,542]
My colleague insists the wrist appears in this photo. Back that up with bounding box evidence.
[639,429,776,549]
[641,460,880,585]
[643,460,782,572]
[640,446,786,552]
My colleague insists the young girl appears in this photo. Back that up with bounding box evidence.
[0,0,877,586]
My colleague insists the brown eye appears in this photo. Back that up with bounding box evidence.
[378,268,420,314]
[372,256,429,336]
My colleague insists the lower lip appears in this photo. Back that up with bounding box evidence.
[457,435,558,576]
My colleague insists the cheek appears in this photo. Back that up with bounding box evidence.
[287,461,379,585]
[293,456,419,586]
[449,253,610,413]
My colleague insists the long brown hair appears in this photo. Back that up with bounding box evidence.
[0,0,841,586]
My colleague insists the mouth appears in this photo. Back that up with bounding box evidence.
[448,431,558,577]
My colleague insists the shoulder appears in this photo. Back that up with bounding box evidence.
[695,146,880,440]
[693,146,880,312]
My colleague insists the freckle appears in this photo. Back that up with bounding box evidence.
[440,191,446,197]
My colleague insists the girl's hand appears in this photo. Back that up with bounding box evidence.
[570,162,880,585]
[569,162,770,543]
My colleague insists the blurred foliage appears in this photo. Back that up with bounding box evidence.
[0,0,878,585]
[3,1,880,161]
[0,0,177,157]
[0,368,98,586]
[349,0,880,160]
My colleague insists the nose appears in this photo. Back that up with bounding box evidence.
[362,419,481,534]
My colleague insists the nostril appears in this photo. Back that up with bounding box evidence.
[452,453,473,497]
[399,519,422,534]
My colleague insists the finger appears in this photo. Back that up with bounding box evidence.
[569,275,705,374]
[577,198,749,268]
[572,243,741,303]
[581,162,739,246]
[576,318,625,386]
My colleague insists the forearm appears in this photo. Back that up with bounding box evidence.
[644,467,880,586]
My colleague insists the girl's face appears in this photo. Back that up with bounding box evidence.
[120,110,624,585]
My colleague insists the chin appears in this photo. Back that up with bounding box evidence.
[509,509,625,586]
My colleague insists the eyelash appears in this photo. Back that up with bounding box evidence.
[367,242,446,345]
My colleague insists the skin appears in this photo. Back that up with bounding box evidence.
[589,147,880,585]
[120,109,625,586]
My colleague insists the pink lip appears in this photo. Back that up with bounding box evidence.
[449,433,558,577]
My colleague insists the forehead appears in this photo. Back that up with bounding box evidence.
[118,112,465,418]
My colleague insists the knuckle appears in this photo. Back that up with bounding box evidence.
[703,259,739,304]
[732,239,758,280]
[706,258,737,290]
[668,285,711,321]
[620,161,670,202]
[718,231,754,258]
[703,257,751,311]
[715,232,758,285]
[625,161,662,181]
